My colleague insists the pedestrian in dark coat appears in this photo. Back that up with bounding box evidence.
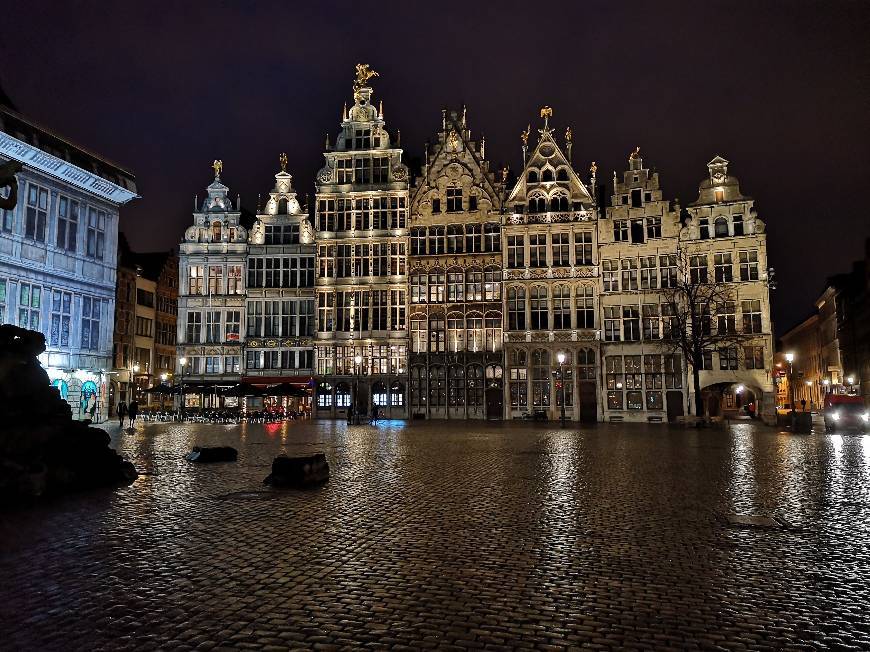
[117,401,128,428]
[128,400,139,427]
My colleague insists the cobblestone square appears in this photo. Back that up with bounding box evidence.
[2,420,869,650]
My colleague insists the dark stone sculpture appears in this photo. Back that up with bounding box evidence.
[185,446,238,463]
[0,325,137,504]
[264,453,329,488]
[0,160,22,210]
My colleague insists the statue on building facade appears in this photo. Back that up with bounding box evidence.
[0,160,22,210]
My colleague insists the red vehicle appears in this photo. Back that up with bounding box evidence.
[823,394,868,433]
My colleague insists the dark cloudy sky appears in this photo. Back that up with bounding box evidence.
[3,1,869,332]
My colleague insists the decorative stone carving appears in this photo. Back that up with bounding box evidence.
[317,165,333,183]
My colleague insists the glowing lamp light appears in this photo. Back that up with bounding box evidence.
[805,380,813,387]
[132,364,140,374]
[847,376,855,385]
[785,352,795,363]
[735,385,744,394]
[180,357,188,367]
[354,355,362,365]
[557,352,566,364]
[822,379,830,386]
[160,373,168,382]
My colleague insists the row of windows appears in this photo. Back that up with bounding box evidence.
[246,349,314,371]
[317,290,406,333]
[247,257,315,288]
[506,286,595,331]
[602,300,764,342]
[246,300,315,338]
[187,265,244,295]
[317,243,405,278]
[605,355,684,411]
[601,251,759,292]
[410,364,503,409]
[506,232,593,268]
[315,345,407,377]
[612,216,662,243]
[1,183,108,259]
[410,269,501,304]
[333,156,393,185]
[317,196,407,231]
[182,355,241,375]
[409,315,503,354]
[507,348,600,408]
[428,187,479,214]
[184,310,242,344]
[410,224,500,255]
[0,279,102,350]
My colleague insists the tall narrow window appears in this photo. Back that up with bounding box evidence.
[553,286,571,329]
[739,250,759,281]
[574,231,593,265]
[529,234,547,267]
[446,187,463,212]
[86,207,106,260]
[25,184,48,242]
[714,252,733,282]
[507,235,525,268]
[56,197,79,252]
[551,232,570,266]
[81,297,101,350]
[18,283,41,331]
[575,286,594,329]
[530,286,548,330]
[50,290,72,347]
[508,287,526,330]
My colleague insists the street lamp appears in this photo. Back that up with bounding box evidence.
[353,354,363,425]
[785,352,795,413]
[132,363,140,403]
[557,352,566,427]
[179,356,188,420]
[846,375,855,394]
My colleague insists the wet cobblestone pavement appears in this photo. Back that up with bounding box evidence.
[2,419,870,651]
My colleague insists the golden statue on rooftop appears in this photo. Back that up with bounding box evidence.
[590,161,598,176]
[212,159,223,178]
[565,126,573,143]
[540,106,553,120]
[354,63,379,91]
[520,124,530,146]
[630,146,641,159]
[279,152,288,172]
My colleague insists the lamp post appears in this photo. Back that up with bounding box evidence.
[847,375,855,394]
[785,352,795,413]
[179,357,188,421]
[132,363,140,404]
[557,352,566,427]
[353,354,362,425]
[160,373,168,411]
[805,380,813,411]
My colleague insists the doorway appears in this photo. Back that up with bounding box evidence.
[579,381,597,423]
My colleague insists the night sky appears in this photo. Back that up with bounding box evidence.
[3,1,869,332]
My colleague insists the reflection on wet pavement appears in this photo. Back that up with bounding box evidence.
[1,419,869,650]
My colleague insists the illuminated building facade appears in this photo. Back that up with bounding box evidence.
[0,95,137,421]
[408,108,505,419]
[176,164,248,403]
[502,109,599,422]
[243,161,315,406]
[313,68,410,418]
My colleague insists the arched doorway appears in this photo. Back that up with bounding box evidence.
[485,364,503,420]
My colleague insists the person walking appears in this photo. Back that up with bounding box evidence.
[117,401,128,428]
[128,399,139,428]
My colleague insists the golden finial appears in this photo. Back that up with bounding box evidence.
[565,126,573,143]
[520,124,530,146]
[630,146,641,160]
[590,161,598,176]
[212,159,223,178]
[540,106,553,120]
[279,153,288,172]
[501,167,509,184]
[448,130,459,149]
[353,63,379,91]
[378,99,383,118]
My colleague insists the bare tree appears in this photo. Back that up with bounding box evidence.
[658,246,748,419]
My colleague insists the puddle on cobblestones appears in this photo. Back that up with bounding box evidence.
[214,490,286,501]
[723,513,789,529]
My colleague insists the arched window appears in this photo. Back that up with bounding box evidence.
[447,313,464,352]
[212,221,222,242]
[577,348,596,379]
[528,198,537,213]
[550,197,560,212]
[556,168,569,181]
[484,267,501,301]
[466,313,484,352]
[559,196,570,211]
[527,170,539,183]
[372,381,388,406]
[278,198,288,214]
[335,382,350,408]
[542,168,554,182]
[429,366,446,407]
[714,216,729,237]
[316,382,333,408]
[485,311,502,352]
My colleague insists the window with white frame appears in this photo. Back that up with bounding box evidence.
[659,254,677,288]
[446,186,462,212]
[606,356,624,409]
[447,224,464,254]
[604,306,620,342]
[576,286,594,329]
[732,214,744,236]
[410,317,427,354]
[205,356,221,374]
[551,232,570,267]
[714,252,733,282]
[613,219,629,242]
[466,316,484,352]
[530,286,548,330]
[465,270,483,302]
[719,347,739,370]
[621,258,638,291]
[602,260,619,292]
[553,286,571,330]
[642,304,660,340]
[25,184,48,242]
[646,216,662,239]
[447,316,464,352]
[574,231,593,265]
[447,272,463,302]
[508,349,528,409]
[484,223,500,252]
[188,265,204,295]
[185,311,202,343]
[507,235,524,268]
[49,289,72,348]
[205,311,221,343]
[56,196,79,252]
[18,283,41,331]
[227,265,243,294]
[507,287,526,330]
[208,266,222,294]
[622,305,641,341]
[741,299,763,333]
[485,316,501,352]
[224,356,240,374]
[690,255,708,284]
[0,278,6,321]
[640,256,658,289]
[716,301,736,334]
[528,234,546,267]
[85,207,106,260]
[744,345,764,369]
[484,268,501,301]
[739,250,759,281]
[81,296,101,350]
